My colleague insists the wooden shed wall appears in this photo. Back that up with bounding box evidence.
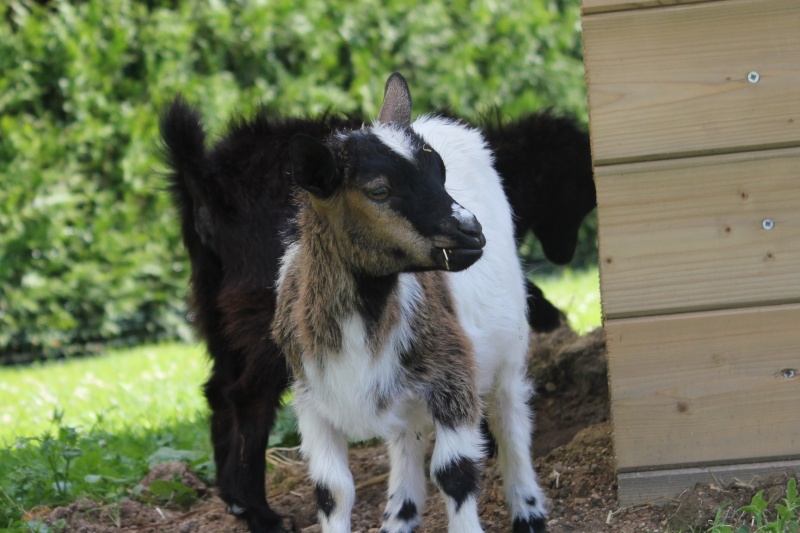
[581,0,800,505]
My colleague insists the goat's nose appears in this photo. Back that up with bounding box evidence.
[458,216,483,239]
[450,203,481,235]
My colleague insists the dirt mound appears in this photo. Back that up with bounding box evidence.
[33,325,798,532]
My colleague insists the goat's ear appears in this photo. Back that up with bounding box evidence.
[377,72,412,127]
[290,134,339,199]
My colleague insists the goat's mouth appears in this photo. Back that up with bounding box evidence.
[436,247,483,272]
[430,230,485,272]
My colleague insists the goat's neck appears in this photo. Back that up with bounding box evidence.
[295,206,400,356]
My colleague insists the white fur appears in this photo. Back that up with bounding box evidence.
[293,275,422,441]
[487,359,549,521]
[296,406,354,533]
[381,407,430,532]
[412,115,529,394]
[429,425,485,533]
[451,202,475,224]
[430,424,485,469]
[372,122,418,162]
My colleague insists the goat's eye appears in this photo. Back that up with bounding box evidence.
[367,186,391,201]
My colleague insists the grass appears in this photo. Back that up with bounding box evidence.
[0,343,210,445]
[673,478,800,533]
[535,266,602,334]
[0,344,215,528]
[0,268,602,529]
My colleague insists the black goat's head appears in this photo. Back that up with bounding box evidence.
[289,73,485,275]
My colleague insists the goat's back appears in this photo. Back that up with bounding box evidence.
[411,116,529,392]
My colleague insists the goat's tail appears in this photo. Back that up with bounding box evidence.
[159,95,215,256]
[160,95,207,199]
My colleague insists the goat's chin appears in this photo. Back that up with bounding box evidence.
[397,249,480,274]
[433,247,483,272]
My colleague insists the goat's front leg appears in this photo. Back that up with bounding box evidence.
[380,409,429,533]
[430,422,485,533]
[297,405,354,533]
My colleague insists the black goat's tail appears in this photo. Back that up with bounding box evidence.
[159,95,207,207]
[159,95,217,256]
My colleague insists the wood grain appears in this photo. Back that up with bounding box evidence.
[582,0,800,165]
[596,148,800,319]
[606,304,800,470]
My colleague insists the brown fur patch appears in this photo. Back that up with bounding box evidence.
[402,271,481,428]
[272,199,402,373]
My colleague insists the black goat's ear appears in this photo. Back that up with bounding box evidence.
[290,134,339,199]
[377,72,412,127]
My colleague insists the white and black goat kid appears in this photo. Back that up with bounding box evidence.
[272,73,547,533]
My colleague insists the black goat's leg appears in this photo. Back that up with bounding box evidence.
[204,350,292,533]
[224,355,292,533]
[204,369,237,504]
[526,280,564,333]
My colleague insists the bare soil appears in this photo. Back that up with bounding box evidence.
[33,324,798,532]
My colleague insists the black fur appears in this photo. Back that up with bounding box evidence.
[378,499,419,533]
[161,98,363,533]
[483,110,595,265]
[513,514,548,533]
[315,484,336,518]
[354,272,398,344]
[512,497,546,533]
[526,280,564,333]
[433,456,481,511]
[161,98,591,532]
[397,500,418,521]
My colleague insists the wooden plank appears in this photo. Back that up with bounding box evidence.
[582,0,722,16]
[606,305,800,470]
[596,148,800,319]
[582,0,800,165]
[618,460,800,506]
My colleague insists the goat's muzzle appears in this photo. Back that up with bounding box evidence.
[432,216,486,272]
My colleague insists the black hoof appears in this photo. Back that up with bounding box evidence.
[246,509,295,533]
[224,503,295,533]
[513,515,547,533]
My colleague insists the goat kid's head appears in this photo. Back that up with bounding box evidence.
[289,73,485,275]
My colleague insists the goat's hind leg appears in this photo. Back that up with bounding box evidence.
[487,361,548,533]
[228,383,292,533]
[208,351,292,533]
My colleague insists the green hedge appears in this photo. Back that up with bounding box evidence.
[0,0,587,364]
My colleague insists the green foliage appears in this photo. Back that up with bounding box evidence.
[699,478,800,533]
[0,409,212,527]
[1,0,586,363]
[269,393,301,448]
[144,479,198,507]
[0,343,303,527]
[534,265,600,334]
